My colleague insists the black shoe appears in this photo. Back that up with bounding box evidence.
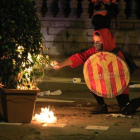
[121,98,140,115]
[92,104,108,114]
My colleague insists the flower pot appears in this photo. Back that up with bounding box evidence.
[0,88,40,123]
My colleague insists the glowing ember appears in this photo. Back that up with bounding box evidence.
[33,107,57,123]
[16,45,50,90]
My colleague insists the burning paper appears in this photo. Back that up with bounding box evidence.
[33,107,57,123]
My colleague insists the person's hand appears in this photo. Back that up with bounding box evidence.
[0,83,4,88]
[51,61,61,70]
[51,59,72,70]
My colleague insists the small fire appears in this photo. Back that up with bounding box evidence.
[33,107,57,123]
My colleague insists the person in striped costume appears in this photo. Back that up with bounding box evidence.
[52,28,140,115]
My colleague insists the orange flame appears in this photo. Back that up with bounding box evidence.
[33,107,57,123]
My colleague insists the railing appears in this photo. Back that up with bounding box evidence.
[37,0,140,19]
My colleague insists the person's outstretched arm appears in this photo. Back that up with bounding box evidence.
[52,58,72,70]
[52,47,96,69]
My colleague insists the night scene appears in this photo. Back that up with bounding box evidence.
[0,0,140,140]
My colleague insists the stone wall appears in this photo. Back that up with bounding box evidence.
[35,0,140,62]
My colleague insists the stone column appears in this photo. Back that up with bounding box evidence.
[58,0,65,17]
[69,0,78,18]
[117,0,127,19]
[46,0,54,17]
[129,0,137,19]
[80,0,90,18]
[123,32,130,52]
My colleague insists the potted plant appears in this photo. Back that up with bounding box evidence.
[0,0,49,123]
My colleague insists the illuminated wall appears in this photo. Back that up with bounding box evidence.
[35,0,140,65]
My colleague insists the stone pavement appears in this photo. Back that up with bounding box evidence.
[36,64,140,108]
[0,66,140,140]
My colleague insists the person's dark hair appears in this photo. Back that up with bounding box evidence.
[92,13,111,30]
[107,3,119,19]
[94,2,102,11]
[94,32,100,36]
[92,1,119,30]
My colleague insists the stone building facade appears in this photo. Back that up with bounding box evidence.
[35,0,140,66]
